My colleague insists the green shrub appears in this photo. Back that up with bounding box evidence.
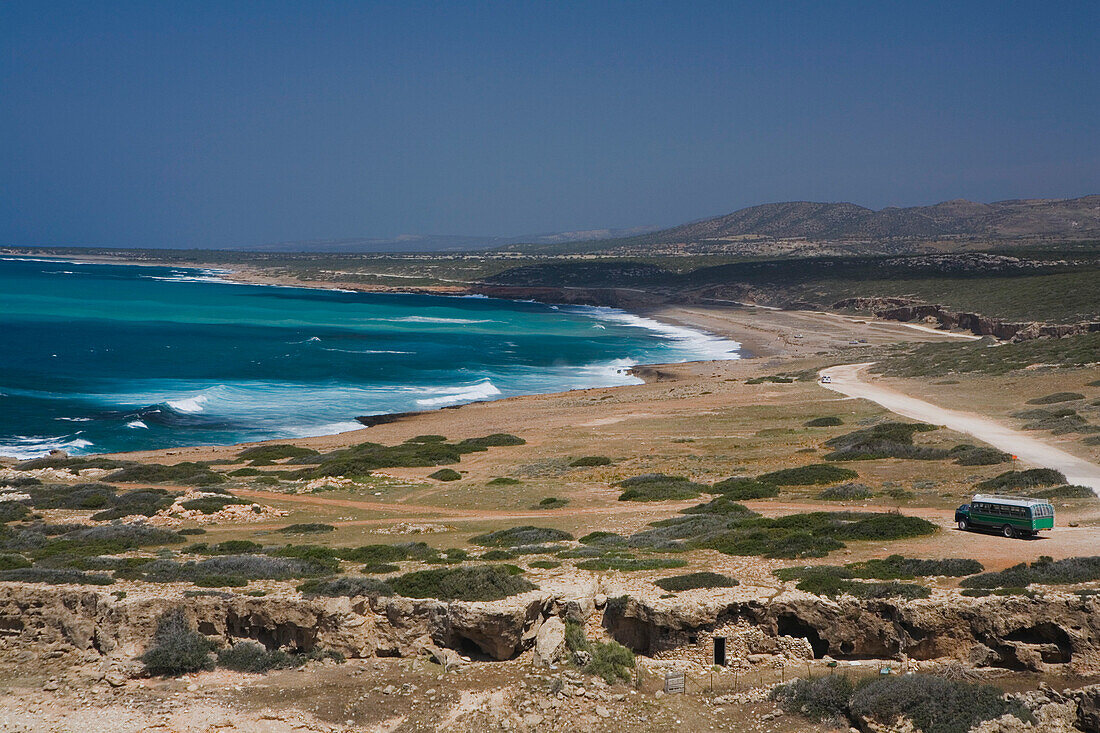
[459,433,526,448]
[846,555,982,579]
[177,528,206,535]
[25,523,184,560]
[0,567,114,585]
[120,554,330,583]
[976,468,1066,490]
[654,572,738,592]
[579,531,625,545]
[277,523,335,534]
[15,456,132,471]
[0,553,31,570]
[570,456,611,467]
[487,477,520,485]
[228,468,264,477]
[536,497,569,509]
[237,445,320,465]
[804,416,844,427]
[405,435,447,444]
[746,375,793,384]
[1015,407,1093,434]
[217,641,299,673]
[298,576,393,597]
[575,556,687,572]
[961,555,1100,588]
[950,445,1011,466]
[479,549,515,560]
[616,474,705,502]
[388,565,535,601]
[0,502,31,523]
[191,540,263,555]
[290,435,521,479]
[772,675,854,721]
[757,464,859,485]
[680,497,756,516]
[823,423,945,461]
[817,483,873,501]
[428,468,462,481]
[711,477,779,499]
[782,568,930,599]
[180,495,253,514]
[528,560,560,569]
[1027,392,1085,404]
[108,462,226,485]
[140,609,214,676]
[470,526,574,547]
[1029,484,1095,499]
[338,544,408,563]
[850,675,1032,733]
[586,640,635,684]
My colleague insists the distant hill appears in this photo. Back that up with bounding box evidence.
[505,195,1100,254]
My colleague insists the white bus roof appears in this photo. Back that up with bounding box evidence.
[971,494,1054,508]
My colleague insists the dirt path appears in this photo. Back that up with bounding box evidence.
[820,363,1100,494]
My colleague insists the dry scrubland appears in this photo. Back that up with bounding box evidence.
[2,305,1100,732]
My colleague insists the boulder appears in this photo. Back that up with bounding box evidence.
[533,616,567,666]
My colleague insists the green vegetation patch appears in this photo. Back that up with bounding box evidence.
[654,572,738,592]
[817,483,873,501]
[237,444,320,465]
[777,555,981,585]
[804,416,844,427]
[0,567,114,585]
[745,375,793,384]
[1012,406,1094,434]
[1027,392,1085,404]
[710,477,779,499]
[290,434,524,479]
[179,495,254,514]
[876,332,1100,377]
[389,564,534,601]
[487,477,520,485]
[277,523,336,534]
[470,525,574,547]
[140,609,214,676]
[575,556,687,572]
[0,502,31,524]
[428,468,462,481]
[823,422,944,461]
[118,554,332,583]
[217,641,300,673]
[757,464,859,485]
[0,553,31,570]
[564,620,634,684]
[10,523,185,560]
[107,462,226,485]
[528,560,560,569]
[949,444,1011,466]
[976,468,1066,490]
[536,497,569,509]
[961,555,1100,588]
[298,576,393,598]
[570,456,611,467]
[616,473,706,501]
[1029,484,1095,499]
[14,456,133,472]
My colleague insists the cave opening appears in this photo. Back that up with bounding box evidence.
[776,613,829,658]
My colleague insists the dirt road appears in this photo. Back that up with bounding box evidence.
[820,363,1100,494]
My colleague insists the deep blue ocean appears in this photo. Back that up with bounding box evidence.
[0,257,740,457]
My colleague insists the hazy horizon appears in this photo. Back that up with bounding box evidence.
[3,1,1098,249]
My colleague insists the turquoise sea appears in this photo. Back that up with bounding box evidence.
[0,257,740,457]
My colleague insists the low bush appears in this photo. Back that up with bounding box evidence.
[575,556,687,572]
[1015,407,1093,434]
[237,444,320,465]
[108,462,226,485]
[804,416,844,427]
[388,565,535,601]
[823,422,945,461]
[291,434,523,479]
[976,468,1066,490]
[1029,484,1095,499]
[217,641,299,673]
[140,609,214,676]
[479,549,515,560]
[487,477,520,485]
[772,675,853,722]
[277,523,335,534]
[616,474,706,502]
[950,445,1011,466]
[119,554,331,583]
[193,574,247,587]
[177,527,206,535]
[180,495,254,514]
[745,375,793,384]
[528,560,560,569]
[0,553,31,570]
[428,469,462,481]
[298,576,392,597]
[586,639,635,684]
[849,675,1032,733]
[846,555,983,579]
[654,572,738,592]
[424,547,470,564]
[24,523,184,560]
[459,433,526,448]
[0,567,114,585]
[338,544,408,563]
[1027,392,1085,404]
[0,501,31,523]
[228,467,264,477]
[536,497,568,509]
[190,540,263,554]
[15,456,132,471]
[961,555,1100,588]
[406,435,447,444]
[570,456,611,467]
[817,483,873,501]
[757,464,859,486]
[579,531,625,545]
[710,477,779,500]
[470,526,574,547]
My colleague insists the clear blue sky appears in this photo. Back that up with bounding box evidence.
[2,1,1098,248]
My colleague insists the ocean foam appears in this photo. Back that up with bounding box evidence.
[380,316,496,324]
[166,394,210,413]
[565,305,741,361]
[126,420,149,429]
[0,435,94,459]
[415,379,503,407]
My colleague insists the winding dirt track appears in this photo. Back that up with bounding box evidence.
[820,363,1100,494]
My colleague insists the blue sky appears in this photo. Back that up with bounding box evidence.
[2,1,1098,248]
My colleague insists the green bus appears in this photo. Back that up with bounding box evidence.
[955,494,1055,538]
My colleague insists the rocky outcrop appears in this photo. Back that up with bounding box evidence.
[833,297,1100,342]
[601,594,1100,674]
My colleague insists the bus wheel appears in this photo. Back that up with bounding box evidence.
[1002,525,1015,539]
[958,519,969,531]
